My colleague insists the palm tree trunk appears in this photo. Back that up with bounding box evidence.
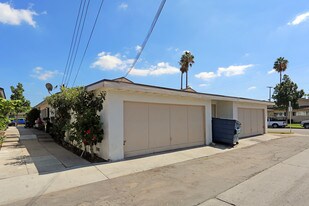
[186,72,188,88]
[280,72,282,84]
[181,73,183,89]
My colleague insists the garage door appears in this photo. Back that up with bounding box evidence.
[238,108,264,138]
[124,102,205,157]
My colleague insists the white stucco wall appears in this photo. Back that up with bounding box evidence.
[96,88,212,161]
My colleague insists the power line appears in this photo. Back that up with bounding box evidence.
[65,0,91,86]
[63,0,87,86]
[65,0,91,87]
[72,0,105,87]
[124,0,167,77]
[61,0,83,86]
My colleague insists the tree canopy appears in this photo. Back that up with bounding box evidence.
[10,83,30,114]
[272,74,304,111]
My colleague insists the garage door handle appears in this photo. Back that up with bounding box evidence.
[123,140,126,145]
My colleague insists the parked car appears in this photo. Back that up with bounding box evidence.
[267,118,287,128]
[8,118,26,126]
[301,120,309,129]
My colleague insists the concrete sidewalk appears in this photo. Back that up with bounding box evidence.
[0,127,90,180]
[0,127,289,205]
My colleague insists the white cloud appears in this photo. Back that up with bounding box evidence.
[31,67,59,80]
[248,86,257,91]
[288,12,309,26]
[91,52,134,70]
[268,69,276,74]
[119,3,128,10]
[195,64,253,81]
[195,72,217,81]
[135,45,142,53]
[0,2,37,27]
[217,64,253,77]
[130,62,179,76]
[92,51,179,77]
[199,84,208,87]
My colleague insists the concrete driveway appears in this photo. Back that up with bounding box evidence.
[6,133,309,206]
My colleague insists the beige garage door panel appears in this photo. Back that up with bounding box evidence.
[257,110,264,134]
[149,104,171,149]
[238,108,245,137]
[188,106,205,143]
[251,109,258,134]
[124,102,205,158]
[124,102,149,153]
[238,108,264,138]
[170,105,188,145]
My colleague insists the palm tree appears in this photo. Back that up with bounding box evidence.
[179,51,195,89]
[273,57,288,84]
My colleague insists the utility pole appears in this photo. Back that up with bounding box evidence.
[267,86,273,102]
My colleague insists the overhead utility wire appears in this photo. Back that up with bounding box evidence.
[63,0,87,86]
[65,0,91,87]
[61,0,83,86]
[124,0,167,77]
[72,0,105,87]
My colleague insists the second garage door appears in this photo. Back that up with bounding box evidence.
[124,102,205,157]
[238,108,264,138]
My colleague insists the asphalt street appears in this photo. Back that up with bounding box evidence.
[7,133,309,206]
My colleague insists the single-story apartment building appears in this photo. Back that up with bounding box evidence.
[86,77,272,161]
[268,98,309,123]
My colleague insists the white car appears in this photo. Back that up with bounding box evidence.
[267,118,287,128]
[301,120,309,129]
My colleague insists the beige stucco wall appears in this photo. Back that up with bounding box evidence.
[216,101,234,119]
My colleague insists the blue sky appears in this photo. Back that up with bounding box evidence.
[1,0,309,106]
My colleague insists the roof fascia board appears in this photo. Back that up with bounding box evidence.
[88,80,273,105]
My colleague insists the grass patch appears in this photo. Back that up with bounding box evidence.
[287,124,303,129]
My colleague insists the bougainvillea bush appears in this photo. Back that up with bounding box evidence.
[70,89,105,159]
[47,86,105,160]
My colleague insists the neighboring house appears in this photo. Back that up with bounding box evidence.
[268,98,309,123]
[86,77,272,161]
[35,100,53,121]
[0,87,6,99]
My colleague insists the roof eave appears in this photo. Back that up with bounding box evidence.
[87,79,273,105]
